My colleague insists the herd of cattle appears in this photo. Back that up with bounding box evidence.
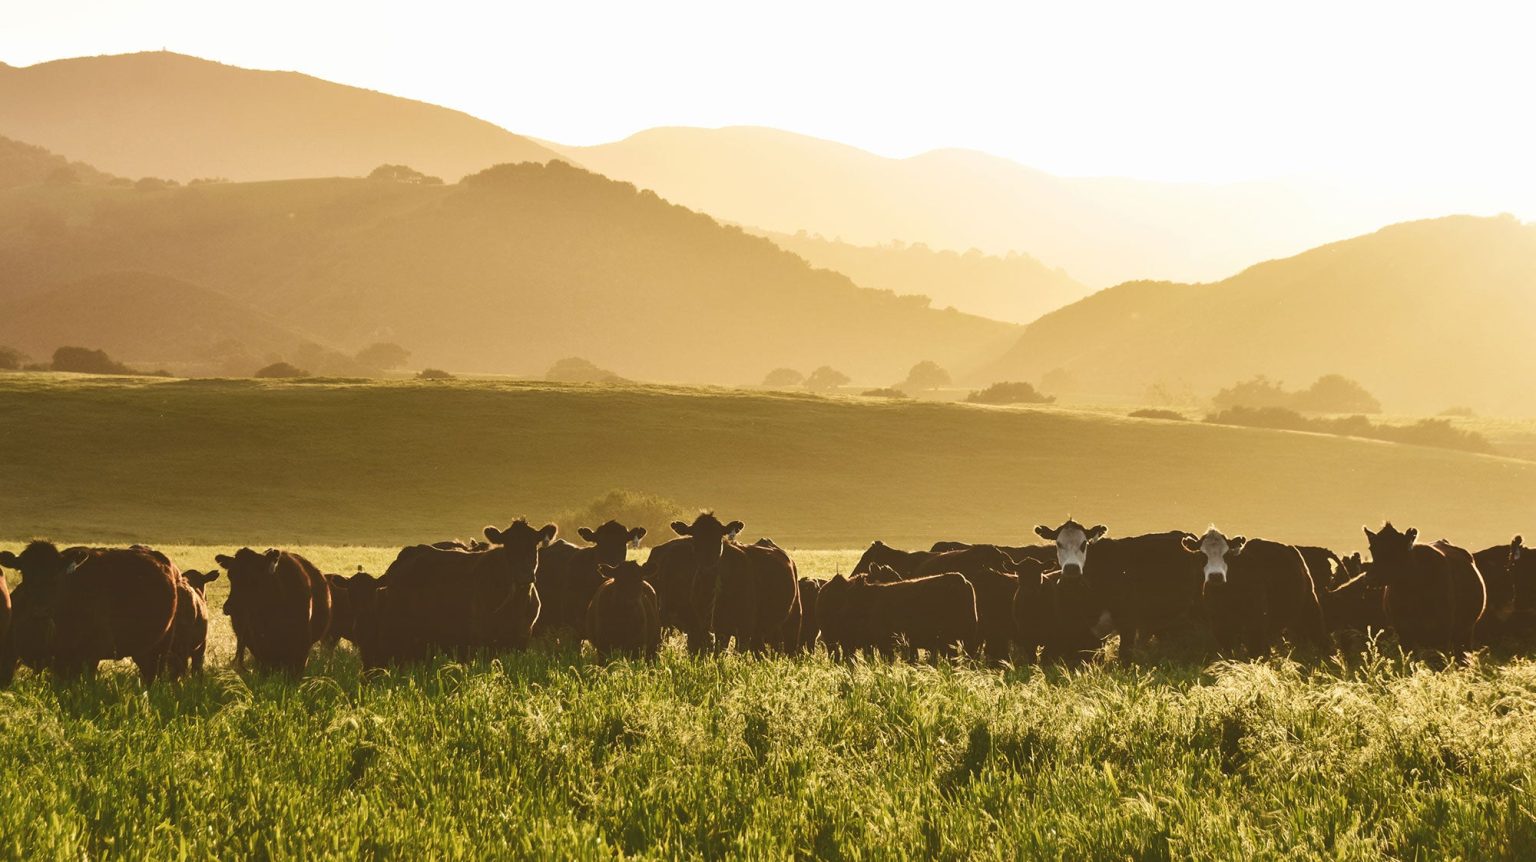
[0,513,1531,685]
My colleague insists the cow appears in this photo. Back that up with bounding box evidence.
[163,569,218,678]
[217,547,332,675]
[928,541,1057,568]
[1034,520,1200,663]
[1319,556,1388,649]
[363,520,555,667]
[322,569,381,649]
[1362,523,1485,660]
[668,513,799,654]
[797,577,822,652]
[1014,568,1106,664]
[1296,546,1344,589]
[531,538,581,638]
[822,572,977,660]
[641,536,696,636]
[1472,537,1530,645]
[548,521,647,637]
[0,567,11,687]
[910,546,1050,661]
[852,541,936,578]
[1182,528,1326,655]
[585,560,661,660]
[0,542,178,683]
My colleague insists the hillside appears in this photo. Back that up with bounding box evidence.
[0,161,1018,383]
[754,229,1086,324]
[0,271,313,374]
[0,376,1530,550]
[979,215,1536,414]
[0,134,121,188]
[0,52,562,182]
[552,126,1391,287]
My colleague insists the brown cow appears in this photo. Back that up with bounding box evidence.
[1014,568,1106,664]
[1183,529,1326,655]
[929,541,1057,568]
[797,577,822,652]
[586,560,661,660]
[910,546,1048,661]
[670,513,799,654]
[852,541,936,577]
[1035,520,1200,663]
[163,569,218,678]
[1319,555,1388,650]
[552,521,647,636]
[217,547,332,675]
[825,572,977,660]
[0,542,178,682]
[1362,523,1485,659]
[531,538,581,637]
[1473,537,1528,645]
[0,567,11,687]
[363,520,555,667]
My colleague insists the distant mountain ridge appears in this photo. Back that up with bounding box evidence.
[0,159,1019,383]
[979,215,1536,414]
[0,51,565,182]
[553,126,1404,287]
[752,229,1087,324]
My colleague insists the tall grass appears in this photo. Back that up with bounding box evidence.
[2,644,1534,859]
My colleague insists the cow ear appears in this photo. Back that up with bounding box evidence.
[1362,526,1375,541]
[214,554,235,568]
[1180,534,1202,553]
[577,527,596,543]
[1086,525,1108,542]
[1033,525,1056,541]
[0,551,16,568]
[538,524,558,547]
[725,521,745,540]
[1229,537,1247,554]
[483,526,505,544]
[671,520,691,536]
[1405,527,1418,543]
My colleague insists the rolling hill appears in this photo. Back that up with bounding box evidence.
[979,215,1536,414]
[551,126,1394,287]
[753,229,1087,324]
[0,134,122,188]
[0,159,1018,383]
[0,52,563,182]
[0,375,1530,550]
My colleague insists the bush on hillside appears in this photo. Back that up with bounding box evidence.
[804,366,850,392]
[966,381,1055,405]
[1214,374,1382,414]
[355,342,411,372]
[417,368,454,380]
[367,164,444,185]
[555,490,690,548]
[254,362,310,379]
[861,387,910,399]
[51,346,139,375]
[761,368,804,387]
[546,356,629,384]
[1129,408,1186,421]
[0,346,26,371]
[899,360,951,391]
[1205,406,1491,453]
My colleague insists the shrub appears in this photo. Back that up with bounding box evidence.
[1129,408,1186,421]
[860,387,910,399]
[50,346,138,375]
[355,342,411,372]
[417,368,454,380]
[555,490,690,547]
[966,381,1055,405]
[900,360,951,391]
[761,368,804,387]
[1205,406,1492,453]
[0,346,26,371]
[804,366,850,392]
[1213,374,1382,414]
[254,362,310,379]
[546,357,628,384]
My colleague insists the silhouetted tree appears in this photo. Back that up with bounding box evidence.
[368,164,444,185]
[762,367,804,387]
[355,342,411,371]
[51,346,138,375]
[134,177,179,191]
[254,362,309,379]
[1212,376,1290,410]
[0,346,26,371]
[901,360,951,391]
[804,366,850,392]
[547,356,627,384]
[1291,374,1382,414]
[965,381,1055,405]
[861,387,909,399]
[417,368,454,380]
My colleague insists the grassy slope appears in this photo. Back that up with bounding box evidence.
[1,374,1533,551]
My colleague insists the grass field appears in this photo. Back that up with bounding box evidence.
[5,376,1536,859]
[3,548,1536,859]
[1,373,1534,552]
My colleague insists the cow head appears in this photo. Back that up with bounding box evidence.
[577,520,648,566]
[670,512,743,573]
[1180,527,1246,586]
[216,547,282,618]
[1362,522,1417,585]
[598,560,649,596]
[0,541,75,618]
[182,569,220,596]
[484,520,559,586]
[1034,520,1107,580]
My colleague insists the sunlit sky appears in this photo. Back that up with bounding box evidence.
[5,0,1535,209]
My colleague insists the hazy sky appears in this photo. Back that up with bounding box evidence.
[5,0,1535,201]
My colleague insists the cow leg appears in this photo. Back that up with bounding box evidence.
[192,644,206,674]
[0,638,14,688]
[233,638,247,671]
